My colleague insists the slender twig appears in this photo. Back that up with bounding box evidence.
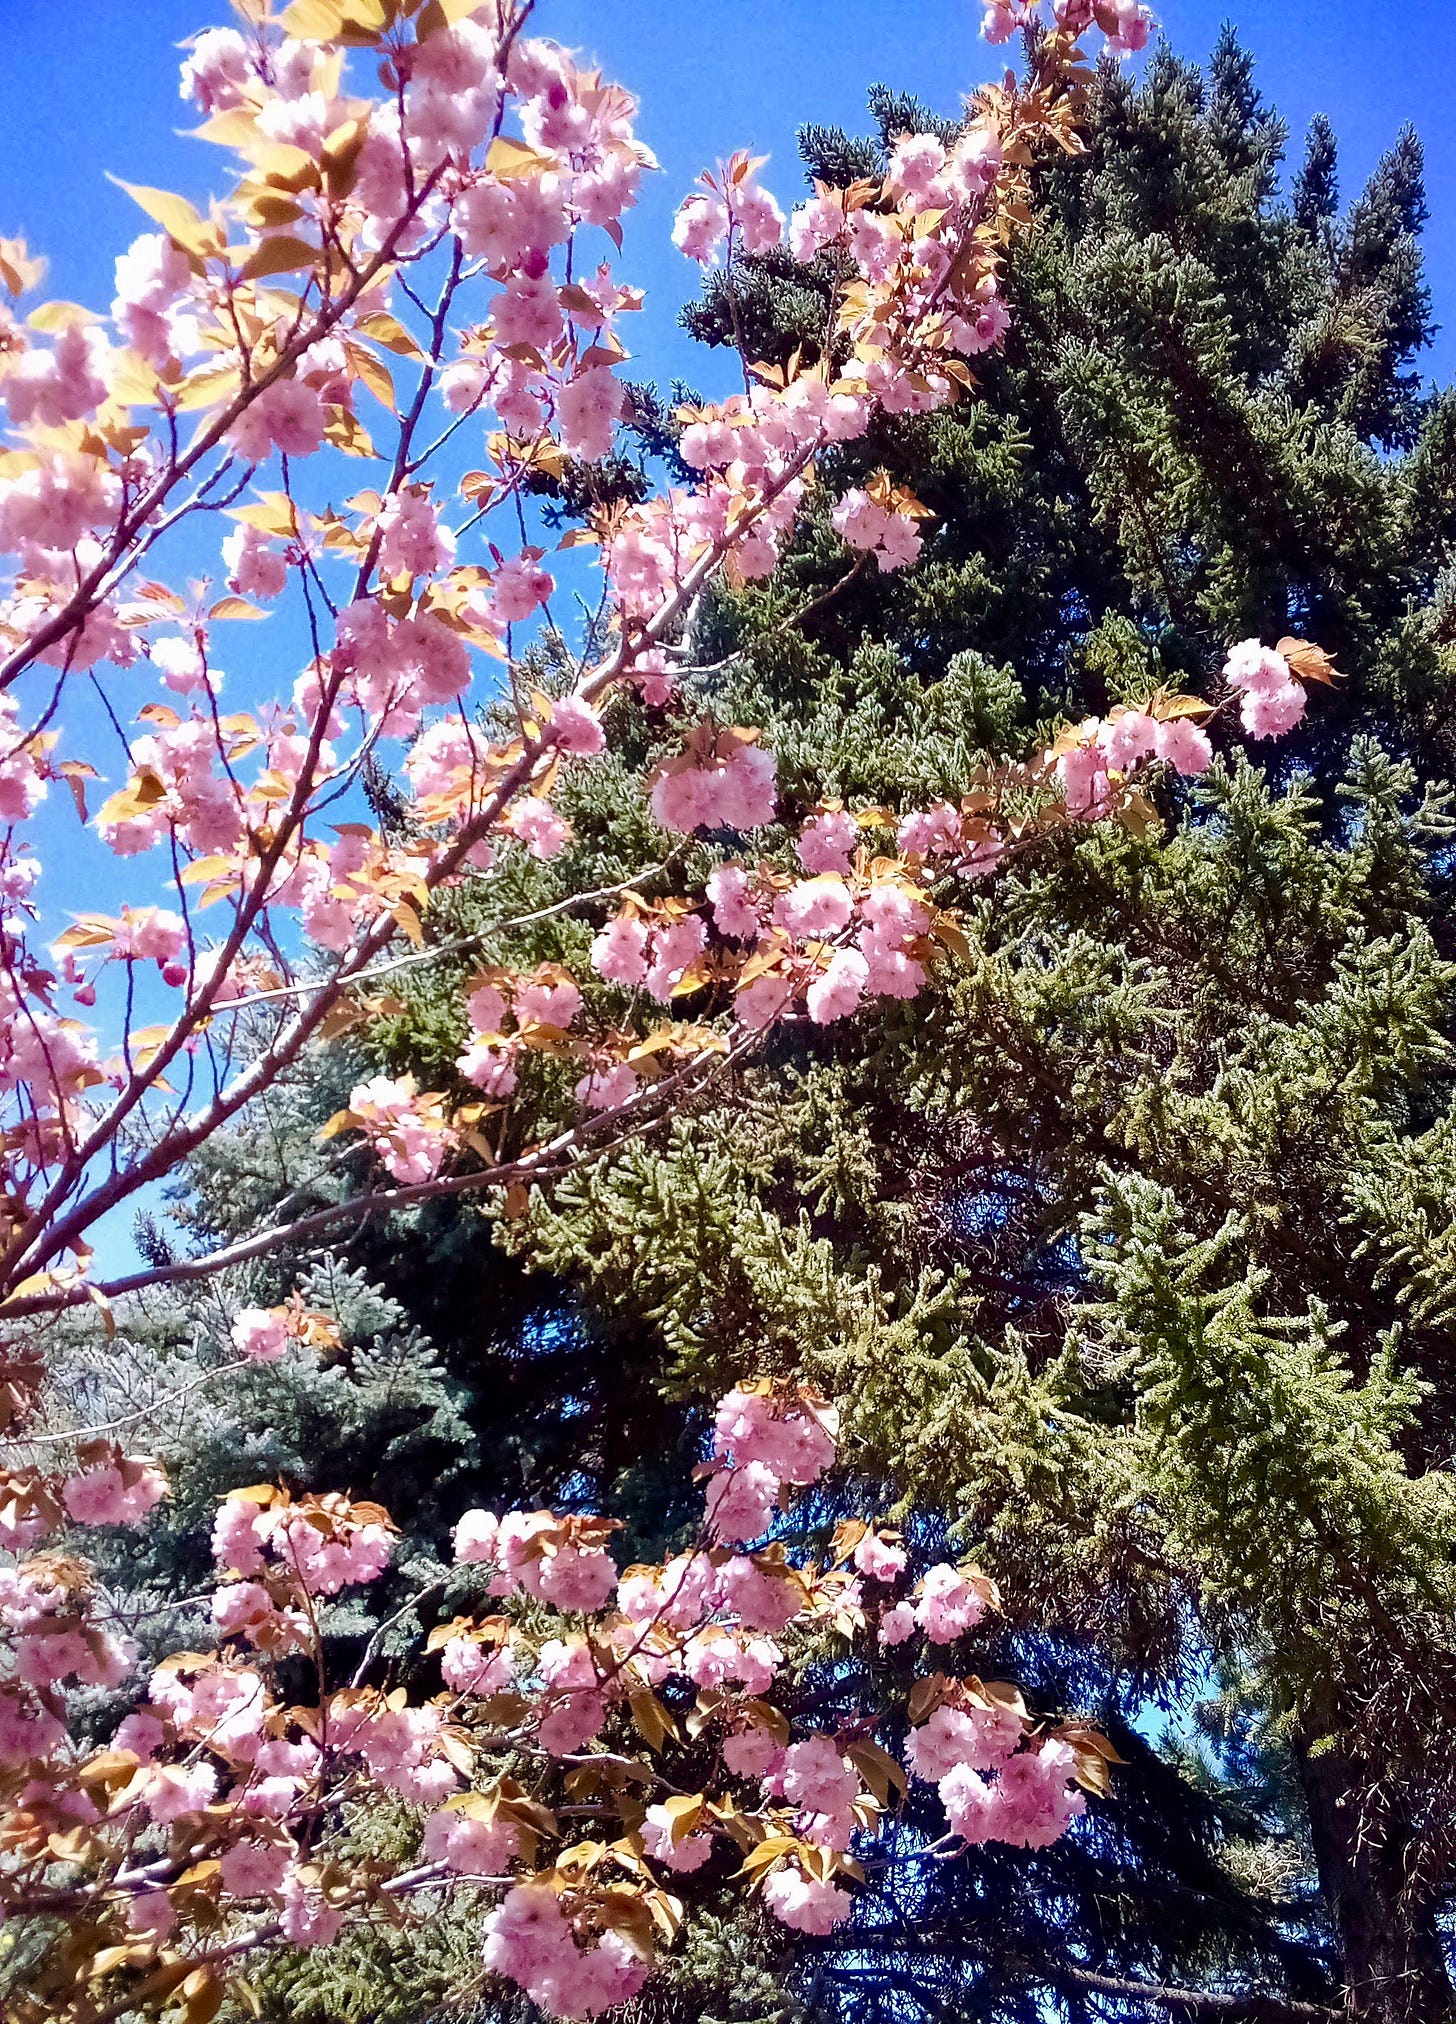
[16,1358,252,1446]
[350,1578,446,1689]
[206,858,679,1013]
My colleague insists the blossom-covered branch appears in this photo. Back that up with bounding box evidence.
[0,0,1252,1317]
[2,1377,1115,2023]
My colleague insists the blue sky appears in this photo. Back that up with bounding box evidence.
[3,0,1454,388]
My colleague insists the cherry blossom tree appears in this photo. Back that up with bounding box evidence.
[0,0,1336,2016]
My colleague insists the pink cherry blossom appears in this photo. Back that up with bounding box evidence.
[782,1733,858,1815]
[722,1726,783,1780]
[712,1390,835,1482]
[706,863,761,939]
[440,1635,513,1696]
[897,804,963,856]
[549,695,606,758]
[982,0,1033,43]
[590,914,650,985]
[1103,0,1154,56]
[1223,640,1306,739]
[535,1545,617,1612]
[423,1806,518,1876]
[490,273,565,351]
[575,1062,638,1112]
[61,1463,166,1528]
[886,132,948,202]
[905,1703,1020,1781]
[128,1890,176,1940]
[213,1496,269,1577]
[557,367,623,463]
[277,1507,393,1595]
[703,1461,780,1545]
[1057,741,1113,817]
[650,741,777,834]
[952,124,1005,196]
[1154,718,1214,774]
[731,175,785,255]
[940,1739,1087,1848]
[279,1872,343,1948]
[391,612,470,708]
[762,1864,851,1934]
[1223,639,1292,695]
[634,648,677,707]
[672,192,729,263]
[806,947,868,1024]
[957,293,1012,355]
[775,875,854,940]
[512,797,570,859]
[112,232,192,362]
[717,1556,799,1634]
[112,1710,166,1761]
[852,1531,908,1583]
[226,378,326,464]
[641,1802,714,1872]
[376,489,455,579]
[348,1074,453,1185]
[459,1038,518,1096]
[1099,710,1159,772]
[789,194,844,263]
[453,1509,500,1565]
[1241,681,1306,739]
[221,522,289,600]
[139,1760,217,1823]
[832,488,924,571]
[179,26,255,112]
[515,972,581,1029]
[485,1884,649,2019]
[914,1563,988,1643]
[3,324,110,429]
[220,1836,294,1899]
[231,1307,289,1364]
[211,1580,305,1649]
[797,809,858,874]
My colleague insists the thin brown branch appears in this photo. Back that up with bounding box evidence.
[1,1030,760,1316]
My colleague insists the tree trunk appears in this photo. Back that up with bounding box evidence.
[1296,1739,1455,2023]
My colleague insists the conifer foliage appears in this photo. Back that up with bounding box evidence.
[431,29,1456,2024]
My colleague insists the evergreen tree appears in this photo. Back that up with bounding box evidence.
[85,30,1456,2024]
[466,36,1456,2022]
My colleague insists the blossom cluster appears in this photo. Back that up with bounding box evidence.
[984,0,1154,53]
[905,1688,1086,1846]
[0,1439,167,1556]
[0,4,677,1282]
[1221,638,1311,741]
[326,626,1319,1184]
[573,654,1324,1050]
[0,1371,1111,2018]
